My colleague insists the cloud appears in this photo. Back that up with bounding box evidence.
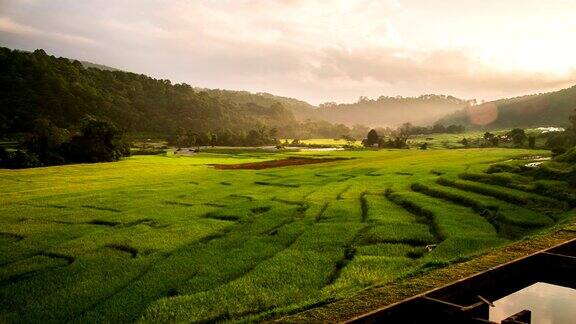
[0,16,96,46]
[314,46,576,94]
[0,0,575,104]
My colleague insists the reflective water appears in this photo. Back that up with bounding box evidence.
[489,282,576,324]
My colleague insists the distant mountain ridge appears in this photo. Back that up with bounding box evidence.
[436,85,576,129]
[315,95,473,128]
[77,60,120,72]
[5,46,570,137]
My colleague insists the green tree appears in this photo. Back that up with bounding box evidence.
[508,128,527,146]
[399,123,413,135]
[341,134,355,147]
[491,136,500,147]
[528,136,536,149]
[431,124,446,134]
[23,119,69,165]
[209,132,218,147]
[365,129,379,147]
[62,116,130,163]
[447,125,465,134]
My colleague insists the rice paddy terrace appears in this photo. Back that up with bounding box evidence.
[0,148,574,322]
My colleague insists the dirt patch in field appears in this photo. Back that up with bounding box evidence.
[211,157,348,170]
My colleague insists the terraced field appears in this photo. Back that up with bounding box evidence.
[0,148,574,322]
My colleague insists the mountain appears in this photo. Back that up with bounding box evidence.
[0,47,323,137]
[436,85,576,129]
[0,46,488,140]
[315,95,472,128]
[200,89,318,121]
[77,60,120,72]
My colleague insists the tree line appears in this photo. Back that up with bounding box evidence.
[170,126,279,148]
[0,117,129,168]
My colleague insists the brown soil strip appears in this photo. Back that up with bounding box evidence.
[210,157,348,170]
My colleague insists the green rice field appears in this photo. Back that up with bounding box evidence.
[1,148,574,322]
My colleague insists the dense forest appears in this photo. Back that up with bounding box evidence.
[202,89,318,121]
[316,95,473,127]
[437,85,576,130]
[0,47,348,139]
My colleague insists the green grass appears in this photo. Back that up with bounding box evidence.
[436,177,566,212]
[409,132,486,149]
[358,224,436,246]
[0,147,570,322]
[459,172,576,207]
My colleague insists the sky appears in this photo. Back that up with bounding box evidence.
[1,0,575,105]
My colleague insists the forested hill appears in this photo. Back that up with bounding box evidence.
[0,47,318,137]
[315,95,473,128]
[436,85,576,129]
[201,89,318,121]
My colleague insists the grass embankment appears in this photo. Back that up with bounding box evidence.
[280,225,576,322]
[0,147,572,322]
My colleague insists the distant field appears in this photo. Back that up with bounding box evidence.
[410,128,557,149]
[0,148,573,322]
[409,132,484,149]
[279,138,362,147]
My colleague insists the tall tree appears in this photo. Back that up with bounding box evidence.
[365,129,379,147]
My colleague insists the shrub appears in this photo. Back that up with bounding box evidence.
[131,148,165,156]
[533,181,576,207]
[0,149,43,169]
[486,163,522,174]
[555,147,576,163]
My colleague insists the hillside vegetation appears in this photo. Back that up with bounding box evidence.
[0,47,480,139]
[0,47,336,139]
[437,85,576,129]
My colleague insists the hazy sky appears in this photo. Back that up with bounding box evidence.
[1,0,575,104]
